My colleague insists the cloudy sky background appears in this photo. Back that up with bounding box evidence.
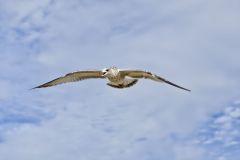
[0,0,240,159]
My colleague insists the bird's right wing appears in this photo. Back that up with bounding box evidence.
[32,70,104,89]
[120,69,191,92]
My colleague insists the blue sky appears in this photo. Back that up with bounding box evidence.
[0,0,240,159]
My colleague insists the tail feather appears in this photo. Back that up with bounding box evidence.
[107,79,138,89]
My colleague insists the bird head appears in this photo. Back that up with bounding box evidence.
[102,68,110,77]
[102,66,118,77]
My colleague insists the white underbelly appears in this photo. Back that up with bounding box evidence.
[107,77,124,84]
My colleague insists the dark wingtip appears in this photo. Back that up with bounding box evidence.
[164,80,191,92]
[184,88,191,92]
[30,84,47,90]
[30,86,40,90]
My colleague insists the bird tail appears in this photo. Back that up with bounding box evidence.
[107,79,138,89]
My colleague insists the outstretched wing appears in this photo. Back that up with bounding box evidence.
[32,70,104,89]
[120,69,191,92]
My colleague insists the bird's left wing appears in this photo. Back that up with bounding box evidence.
[32,70,104,89]
[120,69,191,92]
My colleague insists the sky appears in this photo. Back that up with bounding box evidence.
[0,0,240,159]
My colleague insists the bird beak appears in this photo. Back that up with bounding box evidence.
[102,71,107,76]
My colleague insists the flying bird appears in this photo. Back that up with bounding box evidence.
[32,66,190,91]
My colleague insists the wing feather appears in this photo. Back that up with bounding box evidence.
[33,70,104,89]
[120,70,191,92]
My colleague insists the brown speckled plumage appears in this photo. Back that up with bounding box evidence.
[32,66,190,91]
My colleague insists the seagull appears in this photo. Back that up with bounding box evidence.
[32,66,190,91]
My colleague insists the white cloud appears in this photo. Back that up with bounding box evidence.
[197,101,240,159]
[0,0,240,159]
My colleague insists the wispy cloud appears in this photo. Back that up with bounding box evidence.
[197,101,240,159]
[0,0,240,159]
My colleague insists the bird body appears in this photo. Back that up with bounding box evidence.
[33,66,190,91]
